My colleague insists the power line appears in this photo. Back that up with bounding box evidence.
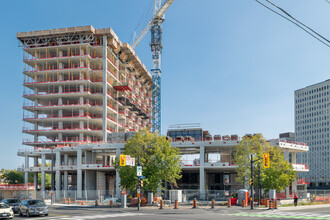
[326,0,330,5]
[255,0,330,48]
[265,0,330,44]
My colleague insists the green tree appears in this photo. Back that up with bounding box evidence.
[1,169,24,184]
[115,129,182,193]
[28,173,52,189]
[262,147,297,192]
[233,134,296,193]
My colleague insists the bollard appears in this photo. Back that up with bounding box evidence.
[266,199,269,208]
[159,200,164,210]
[68,198,71,204]
[192,198,197,208]
[242,199,245,207]
[95,199,98,206]
[211,199,215,209]
[275,199,278,209]
[269,199,274,210]
[174,200,178,209]
[110,200,113,207]
[227,198,231,208]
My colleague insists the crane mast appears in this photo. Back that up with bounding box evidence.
[150,0,163,133]
[132,0,174,134]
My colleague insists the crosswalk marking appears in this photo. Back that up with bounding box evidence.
[229,211,330,219]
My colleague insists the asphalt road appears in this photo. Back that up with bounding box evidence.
[11,205,330,220]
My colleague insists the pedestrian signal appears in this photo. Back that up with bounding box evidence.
[120,155,126,166]
[249,179,253,185]
[263,153,270,168]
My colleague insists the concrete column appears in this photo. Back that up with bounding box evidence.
[64,154,69,193]
[116,147,121,198]
[284,149,289,161]
[102,35,108,142]
[58,133,63,141]
[41,154,46,193]
[56,151,61,200]
[58,121,63,129]
[34,157,38,190]
[79,133,84,142]
[199,145,205,200]
[24,156,29,185]
[41,171,45,193]
[77,149,83,198]
[292,152,297,164]
[34,173,38,191]
[79,96,84,105]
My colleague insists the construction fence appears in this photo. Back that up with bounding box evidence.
[2,189,330,205]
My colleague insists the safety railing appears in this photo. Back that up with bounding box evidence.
[23,100,103,108]
[23,89,103,96]
[23,126,102,132]
[23,112,102,120]
[24,78,102,84]
[24,53,91,61]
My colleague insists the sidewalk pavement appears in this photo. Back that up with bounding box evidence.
[49,202,330,212]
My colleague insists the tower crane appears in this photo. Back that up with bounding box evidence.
[132,0,174,134]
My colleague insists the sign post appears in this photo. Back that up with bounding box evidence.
[137,156,141,211]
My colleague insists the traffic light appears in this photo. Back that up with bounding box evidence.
[263,153,270,168]
[138,179,141,188]
[249,179,253,185]
[141,180,143,187]
[120,155,126,166]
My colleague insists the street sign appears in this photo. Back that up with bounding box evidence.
[139,176,145,179]
[263,153,270,168]
[137,166,142,176]
[120,155,126,166]
[126,155,131,166]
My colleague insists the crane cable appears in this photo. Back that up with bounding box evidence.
[255,0,330,48]
[129,0,154,44]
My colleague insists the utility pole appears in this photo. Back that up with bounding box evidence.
[258,166,261,206]
[250,154,254,210]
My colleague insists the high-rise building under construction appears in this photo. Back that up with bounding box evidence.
[19,26,153,148]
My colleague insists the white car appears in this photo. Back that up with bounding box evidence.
[0,203,14,219]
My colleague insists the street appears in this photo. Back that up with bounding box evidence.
[11,205,330,220]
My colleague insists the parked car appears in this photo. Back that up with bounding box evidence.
[0,203,14,219]
[18,199,49,217]
[2,199,20,213]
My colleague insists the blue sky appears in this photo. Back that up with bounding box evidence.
[0,0,329,169]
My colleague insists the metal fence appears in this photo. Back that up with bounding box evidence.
[3,189,330,205]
